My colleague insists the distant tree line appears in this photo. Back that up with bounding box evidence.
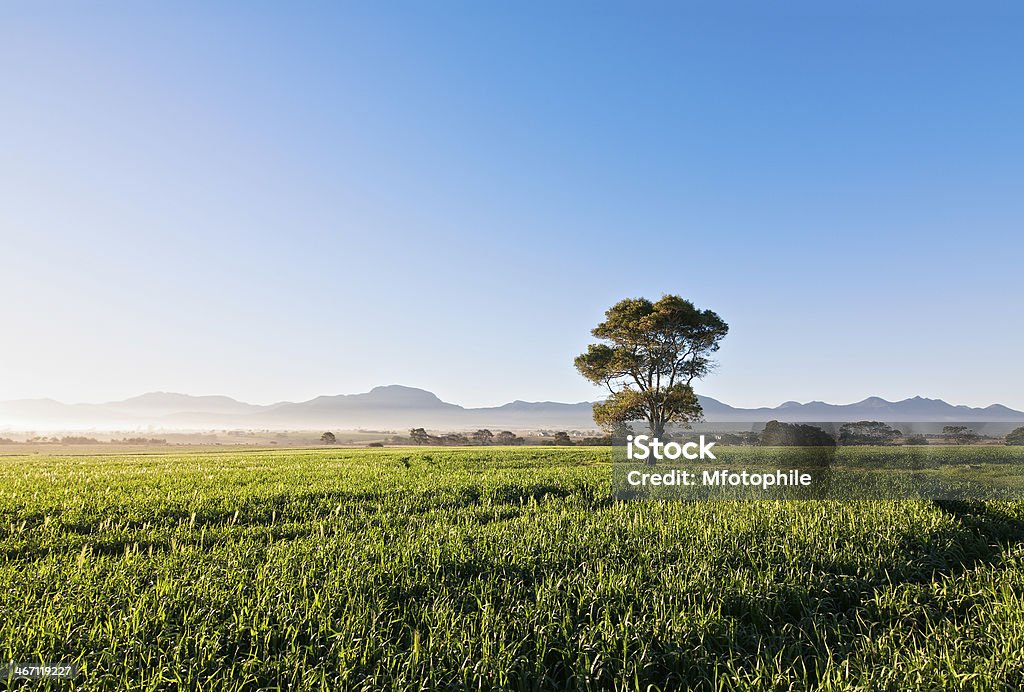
[395,422,1024,447]
[409,428,528,446]
[405,428,617,446]
[738,421,999,447]
[13,436,167,445]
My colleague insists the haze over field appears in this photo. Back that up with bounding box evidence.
[3,385,1023,432]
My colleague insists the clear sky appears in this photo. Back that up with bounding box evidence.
[2,2,1022,409]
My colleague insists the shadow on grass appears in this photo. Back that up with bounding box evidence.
[632,500,1024,690]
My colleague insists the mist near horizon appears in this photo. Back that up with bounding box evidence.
[3,384,1024,435]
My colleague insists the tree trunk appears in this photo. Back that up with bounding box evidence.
[648,417,664,465]
[652,421,665,438]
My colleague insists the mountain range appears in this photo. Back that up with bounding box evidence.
[2,385,1023,432]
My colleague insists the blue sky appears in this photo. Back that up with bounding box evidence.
[2,2,1022,409]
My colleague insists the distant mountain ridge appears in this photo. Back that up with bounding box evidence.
[1,385,1023,431]
[696,394,1024,423]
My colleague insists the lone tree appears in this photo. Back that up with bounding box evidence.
[320,431,336,444]
[575,295,728,437]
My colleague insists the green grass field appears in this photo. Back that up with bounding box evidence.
[2,447,1023,690]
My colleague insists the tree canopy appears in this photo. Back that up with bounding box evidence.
[575,295,728,436]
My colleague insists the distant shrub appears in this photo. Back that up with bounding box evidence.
[760,421,836,447]
[760,421,835,468]
[838,421,901,446]
[495,431,515,445]
[1007,426,1024,446]
[942,426,979,445]
[367,442,384,448]
[408,428,425,444]
[716,432,760,446]
[471,429,494,445]
[904,434,929,446]
[440,433,468,446]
